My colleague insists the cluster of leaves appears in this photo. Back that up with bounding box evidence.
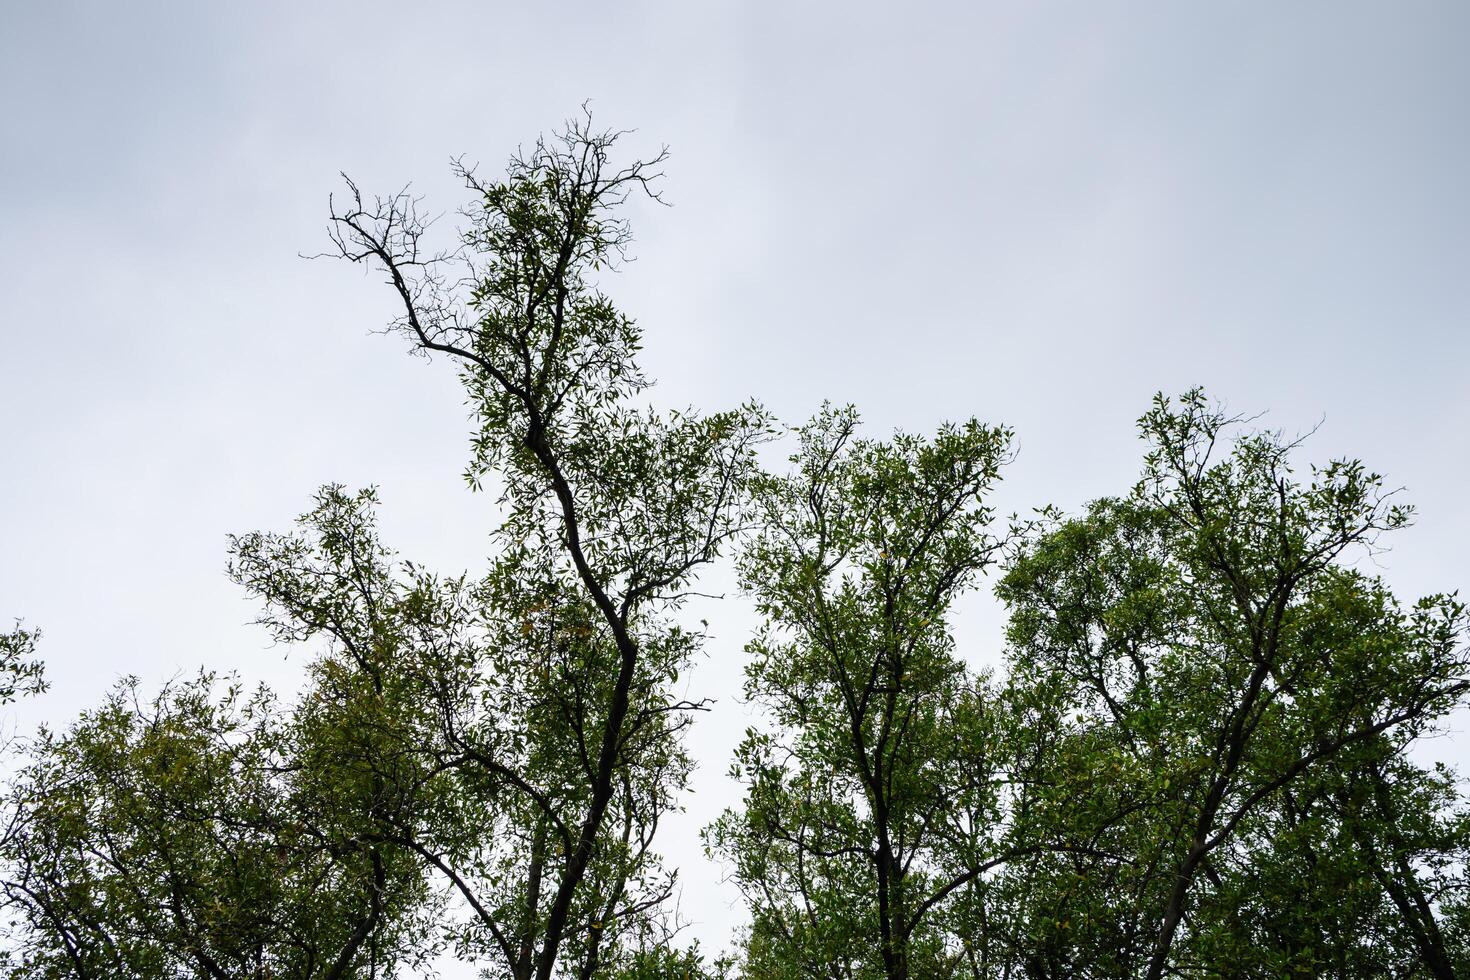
[0,627,45,708]
[0,672,434,979]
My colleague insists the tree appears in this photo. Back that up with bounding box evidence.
[0,671,433,979]
[317,111,770,979]
[707,406,1015,980]
[996,390,1470,979]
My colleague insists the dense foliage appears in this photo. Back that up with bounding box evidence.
[2,118,1466,979]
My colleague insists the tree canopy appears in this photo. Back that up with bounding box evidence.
[1,116,1466,980]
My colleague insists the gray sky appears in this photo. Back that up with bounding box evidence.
[3,0,1468,967]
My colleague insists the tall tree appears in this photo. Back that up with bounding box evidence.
[707,406,1014,980]
[231,484,724,978]
[997,390,1470,979]
[319,112,769,979]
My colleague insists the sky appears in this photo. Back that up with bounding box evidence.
[2,0,1468,969]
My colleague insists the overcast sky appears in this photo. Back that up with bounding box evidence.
[3,0,1468,968]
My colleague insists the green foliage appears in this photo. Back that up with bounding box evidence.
[230,483,723,978]
[1183,745,1470,978]
[3,108,1468,980]
[0,673,432,979]
[3,113,767,980]
[708,406,1016,980]
[995,389,1470,979]
[0,625,46,706]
